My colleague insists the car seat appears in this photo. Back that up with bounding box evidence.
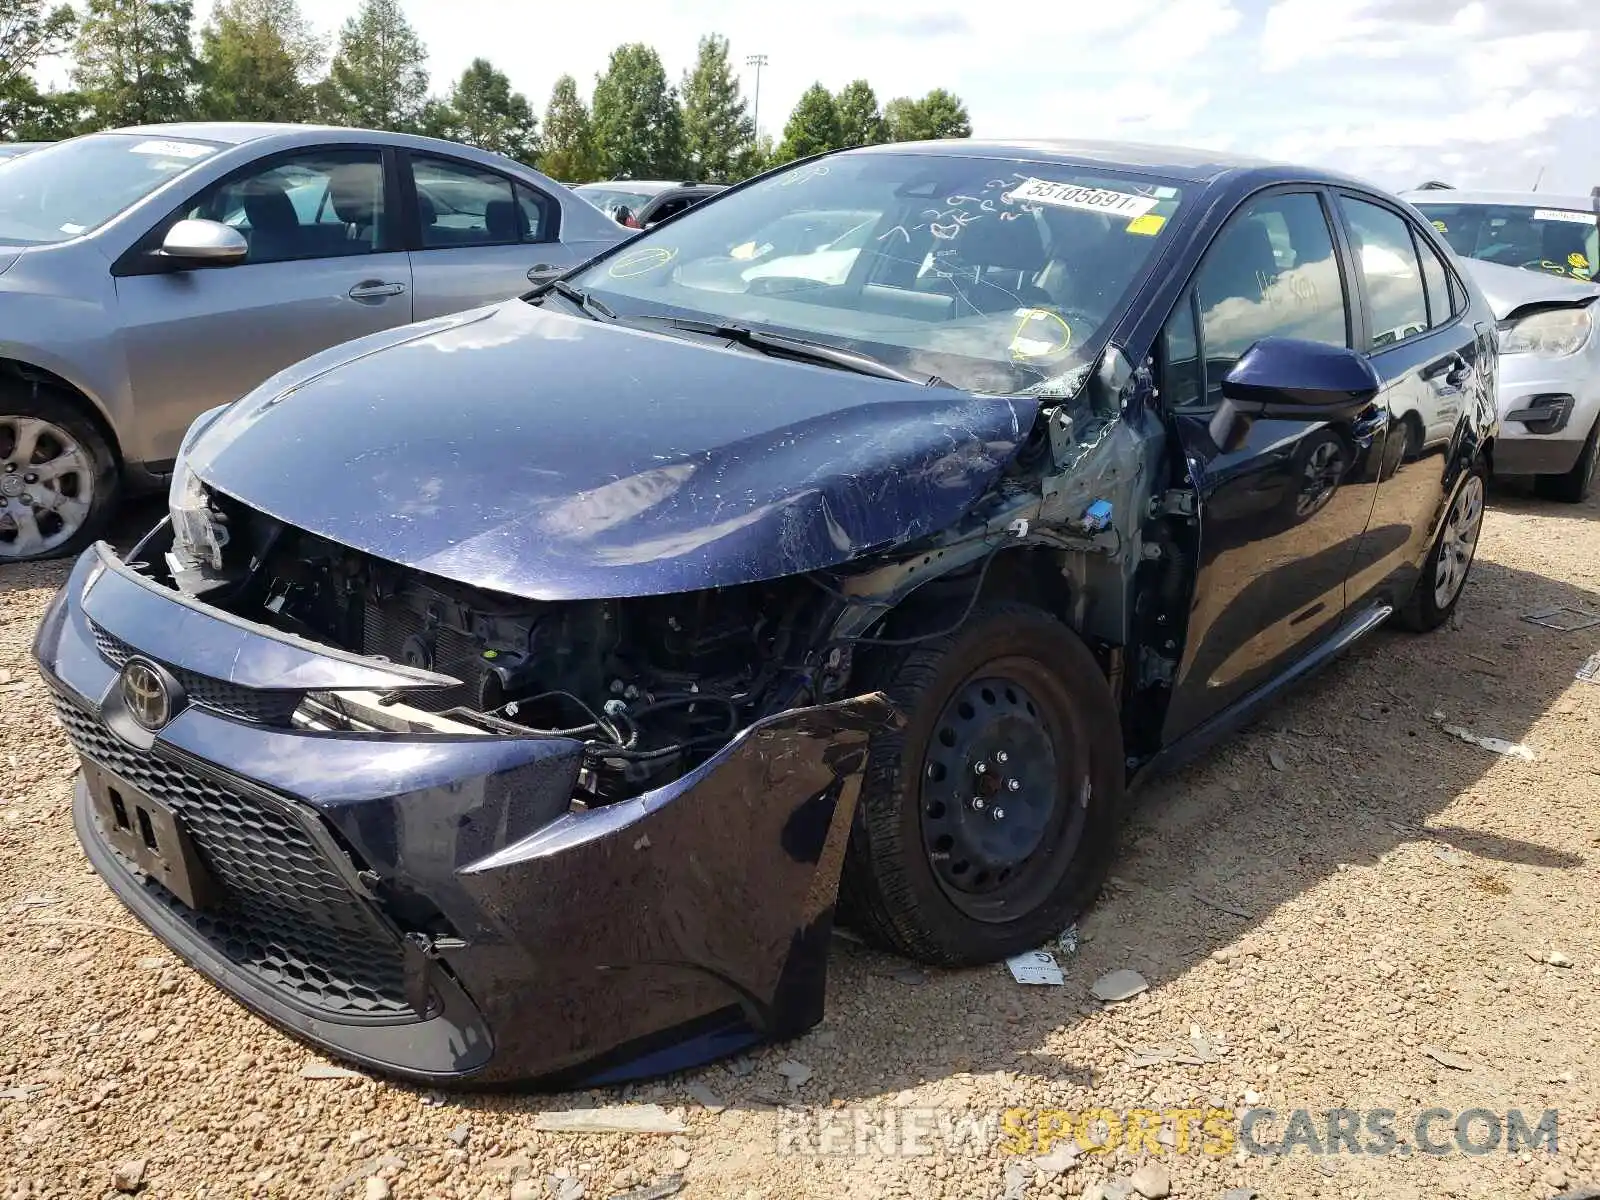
[484,198,528,243]
[930,215,1055,313]
[327,162,383,250]
[239,185,302,262]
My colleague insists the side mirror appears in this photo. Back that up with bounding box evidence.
[160,218,248,265]
[1220,337,1380,422]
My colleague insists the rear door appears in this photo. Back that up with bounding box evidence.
[1160,188,1387,740]
[114,145,413,465]
[1335,193,1487,608]
[402,152,577,320]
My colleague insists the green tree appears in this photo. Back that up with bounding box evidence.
[680,34,751,183]
[431,58,539,163]
[884,88,972,142]
[833,79,885,148]
[0,0,74,98]
[540,73,598,182]
[196,0,322,122]
[775,82,840,163]
[72,0,196,129]
[322,0,427,131]
[0,0,75,139]
[733,132,775,180]
[590,43,685,179]
[1,86,83,140]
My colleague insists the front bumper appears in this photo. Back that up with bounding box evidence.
[1493,349,1600,476]
[36,540,890,1087]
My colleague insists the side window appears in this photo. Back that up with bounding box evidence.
[412,156,521,248]
[1195,191,1349,400]
[1338,196,1430,347]
[514,182,553,243]
[1417,236,1457,328]
[186,149,386,265]
[1162,289,1204,410]
[648,197,690,225]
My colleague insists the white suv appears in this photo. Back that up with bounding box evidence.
[1402,188,1599,502]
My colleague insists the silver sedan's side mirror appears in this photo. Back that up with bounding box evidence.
[161,218,248,264]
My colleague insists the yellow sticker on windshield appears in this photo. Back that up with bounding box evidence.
[1570,252,1590,270]
[1432,219,1448,233]
[1010,309,1073,360]
[609,246,678,278]
[730,240,758,260]
[1126,214,1166,236]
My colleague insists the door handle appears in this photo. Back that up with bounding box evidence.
[1421,352,1469,387]
[526,264,561,282]
[348,280,406,300]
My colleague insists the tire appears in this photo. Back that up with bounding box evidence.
[1396,458,1487,632]
[0,383,119,563]
[1534,417,1598,504]
[838,603,1123,966]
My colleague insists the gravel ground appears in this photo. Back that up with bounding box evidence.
[2,488,1598,1200]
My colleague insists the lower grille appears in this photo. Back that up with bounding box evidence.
[91,622,303,726]
[53,693,419,1022]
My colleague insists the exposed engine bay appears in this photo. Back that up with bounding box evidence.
[171,499,843,805]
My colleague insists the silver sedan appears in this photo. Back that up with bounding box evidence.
[0,123,626,561]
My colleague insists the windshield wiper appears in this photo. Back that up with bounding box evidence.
[528,279,616,321]
[632,316,949,388]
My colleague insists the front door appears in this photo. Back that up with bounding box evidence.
[1161,189,1388,740]
[115,146,413,465]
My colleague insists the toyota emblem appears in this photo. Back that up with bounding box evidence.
[120,659,173,731]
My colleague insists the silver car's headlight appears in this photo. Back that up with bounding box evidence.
[166,406,232,575]
[1500,306,1594,357]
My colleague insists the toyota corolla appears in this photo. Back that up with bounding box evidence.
[36,140,1497,1086]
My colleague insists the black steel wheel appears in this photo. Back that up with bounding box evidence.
[839,603,1122,966]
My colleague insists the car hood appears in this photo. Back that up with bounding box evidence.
[1461,258,1600,320]
[187,301,1038,600]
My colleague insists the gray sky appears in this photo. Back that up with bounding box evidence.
[39,0,1600,195]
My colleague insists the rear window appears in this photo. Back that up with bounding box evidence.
[1414,202,1597,283]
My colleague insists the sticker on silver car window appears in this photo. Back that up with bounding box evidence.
[1006,179,1160,219]
[1533,208,1593,225]
[131,140,211,159]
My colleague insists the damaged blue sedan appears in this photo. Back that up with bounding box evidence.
[35,140,1498,1086]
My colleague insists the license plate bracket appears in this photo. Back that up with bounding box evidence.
[84,760,219,911]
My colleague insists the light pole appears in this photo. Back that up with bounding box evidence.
[746,53,768,143]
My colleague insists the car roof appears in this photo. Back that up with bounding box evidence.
[103,122,546,161]
[1400,188,1596,212]
[578,180,719,195]
[839,137,1371,187]
[110,122,349,145]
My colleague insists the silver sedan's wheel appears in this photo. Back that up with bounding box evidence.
[0,414,98,560]
[1433,472,1484,609]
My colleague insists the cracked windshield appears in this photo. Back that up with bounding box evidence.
[568,155,1183,395]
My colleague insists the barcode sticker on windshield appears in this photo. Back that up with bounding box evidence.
[1533,208,1593,225]
[1008,179,1160,219]
[130,139,211,159]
